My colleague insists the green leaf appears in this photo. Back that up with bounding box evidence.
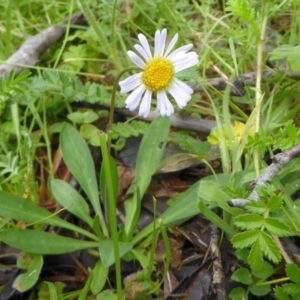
[60,123,101,217]
[0,191,95,239]
[133,182,201,244]
[99,240,133,268]
[231,229,260,249]
[249,282,271,296]
[264,218,290,237]
[13,253,43,292]
[80,124,102,146]
[259,231,281,263]
[199,179,242,216]
[234,214,264,230]
[231,268,253,285]
[273,286,291,300]
[99,155,118,210]
[248,239,263,272]
[245,201,267,214]
[50,179,94,228]
[286,263,300,284]
[235,248,249,262]
[281,283,300,296]
[91,259,108,295]
[228,287,247,300]
[124,116,170,239]
[267,195,283,212]
[37,281,64,299]
[199,201,236,236]
[0,229,100,254]
[252,261,275,279]
[67,111,99,124]
[111,120,149,140]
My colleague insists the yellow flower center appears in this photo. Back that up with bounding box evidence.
[142,57,174,92]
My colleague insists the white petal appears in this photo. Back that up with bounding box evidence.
[171,52,198,64]
[134,44,151,61]
[119,73,142,93]
[173,53,199,72]
[125,85,146,111]
[164,33,178,57]
[157,92,174,116]
[138,33,153,60]
[155,28,167,57]
[154,30,161,57]
[168,84,191,108]
[128,51,145,69]
[139,89,152,117]
[167,44,193,60]
[174,77,194,94]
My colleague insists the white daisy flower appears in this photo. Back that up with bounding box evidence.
[119,28,199,118]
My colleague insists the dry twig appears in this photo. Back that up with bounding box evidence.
[228,143,300,207]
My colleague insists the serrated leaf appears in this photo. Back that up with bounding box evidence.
[286,263,300,284]
[234,214,264,230]
[281,283,300,295]
[259,232,281,263]
[231,267,253,285]
[248,239,263,272]
[264,218,290,237]
[231,229,260,249]
[267,195,283,212]
[273,286,291,300]
[245,201,267,214]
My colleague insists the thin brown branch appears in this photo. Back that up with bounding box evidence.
[228,143,300,207]
[0,12,87,78]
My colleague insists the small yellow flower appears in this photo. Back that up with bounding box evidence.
[208,121,255,148]
[119,28,199,117]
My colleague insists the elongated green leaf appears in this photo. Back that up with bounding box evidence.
[231,229,260,249]
[60,123,101,217]
[0,230,100,254]
[199,201,236,236]
[50,179,94,228]
[91,259,108,295]
[99,240,133,268]
[259,231,281,263]
[13,253,43,292]
[248,239,263,272]
[245,201,267,214]
[264,218,290,237]
[132,182,201,245]
[234,214,264,230]
[124,116,170,238]
[199,180,242,216]
[162,181,200,226]
[0,191,97,240]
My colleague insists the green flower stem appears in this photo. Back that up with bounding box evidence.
[99,134,122,300]
[107,66,140,151]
